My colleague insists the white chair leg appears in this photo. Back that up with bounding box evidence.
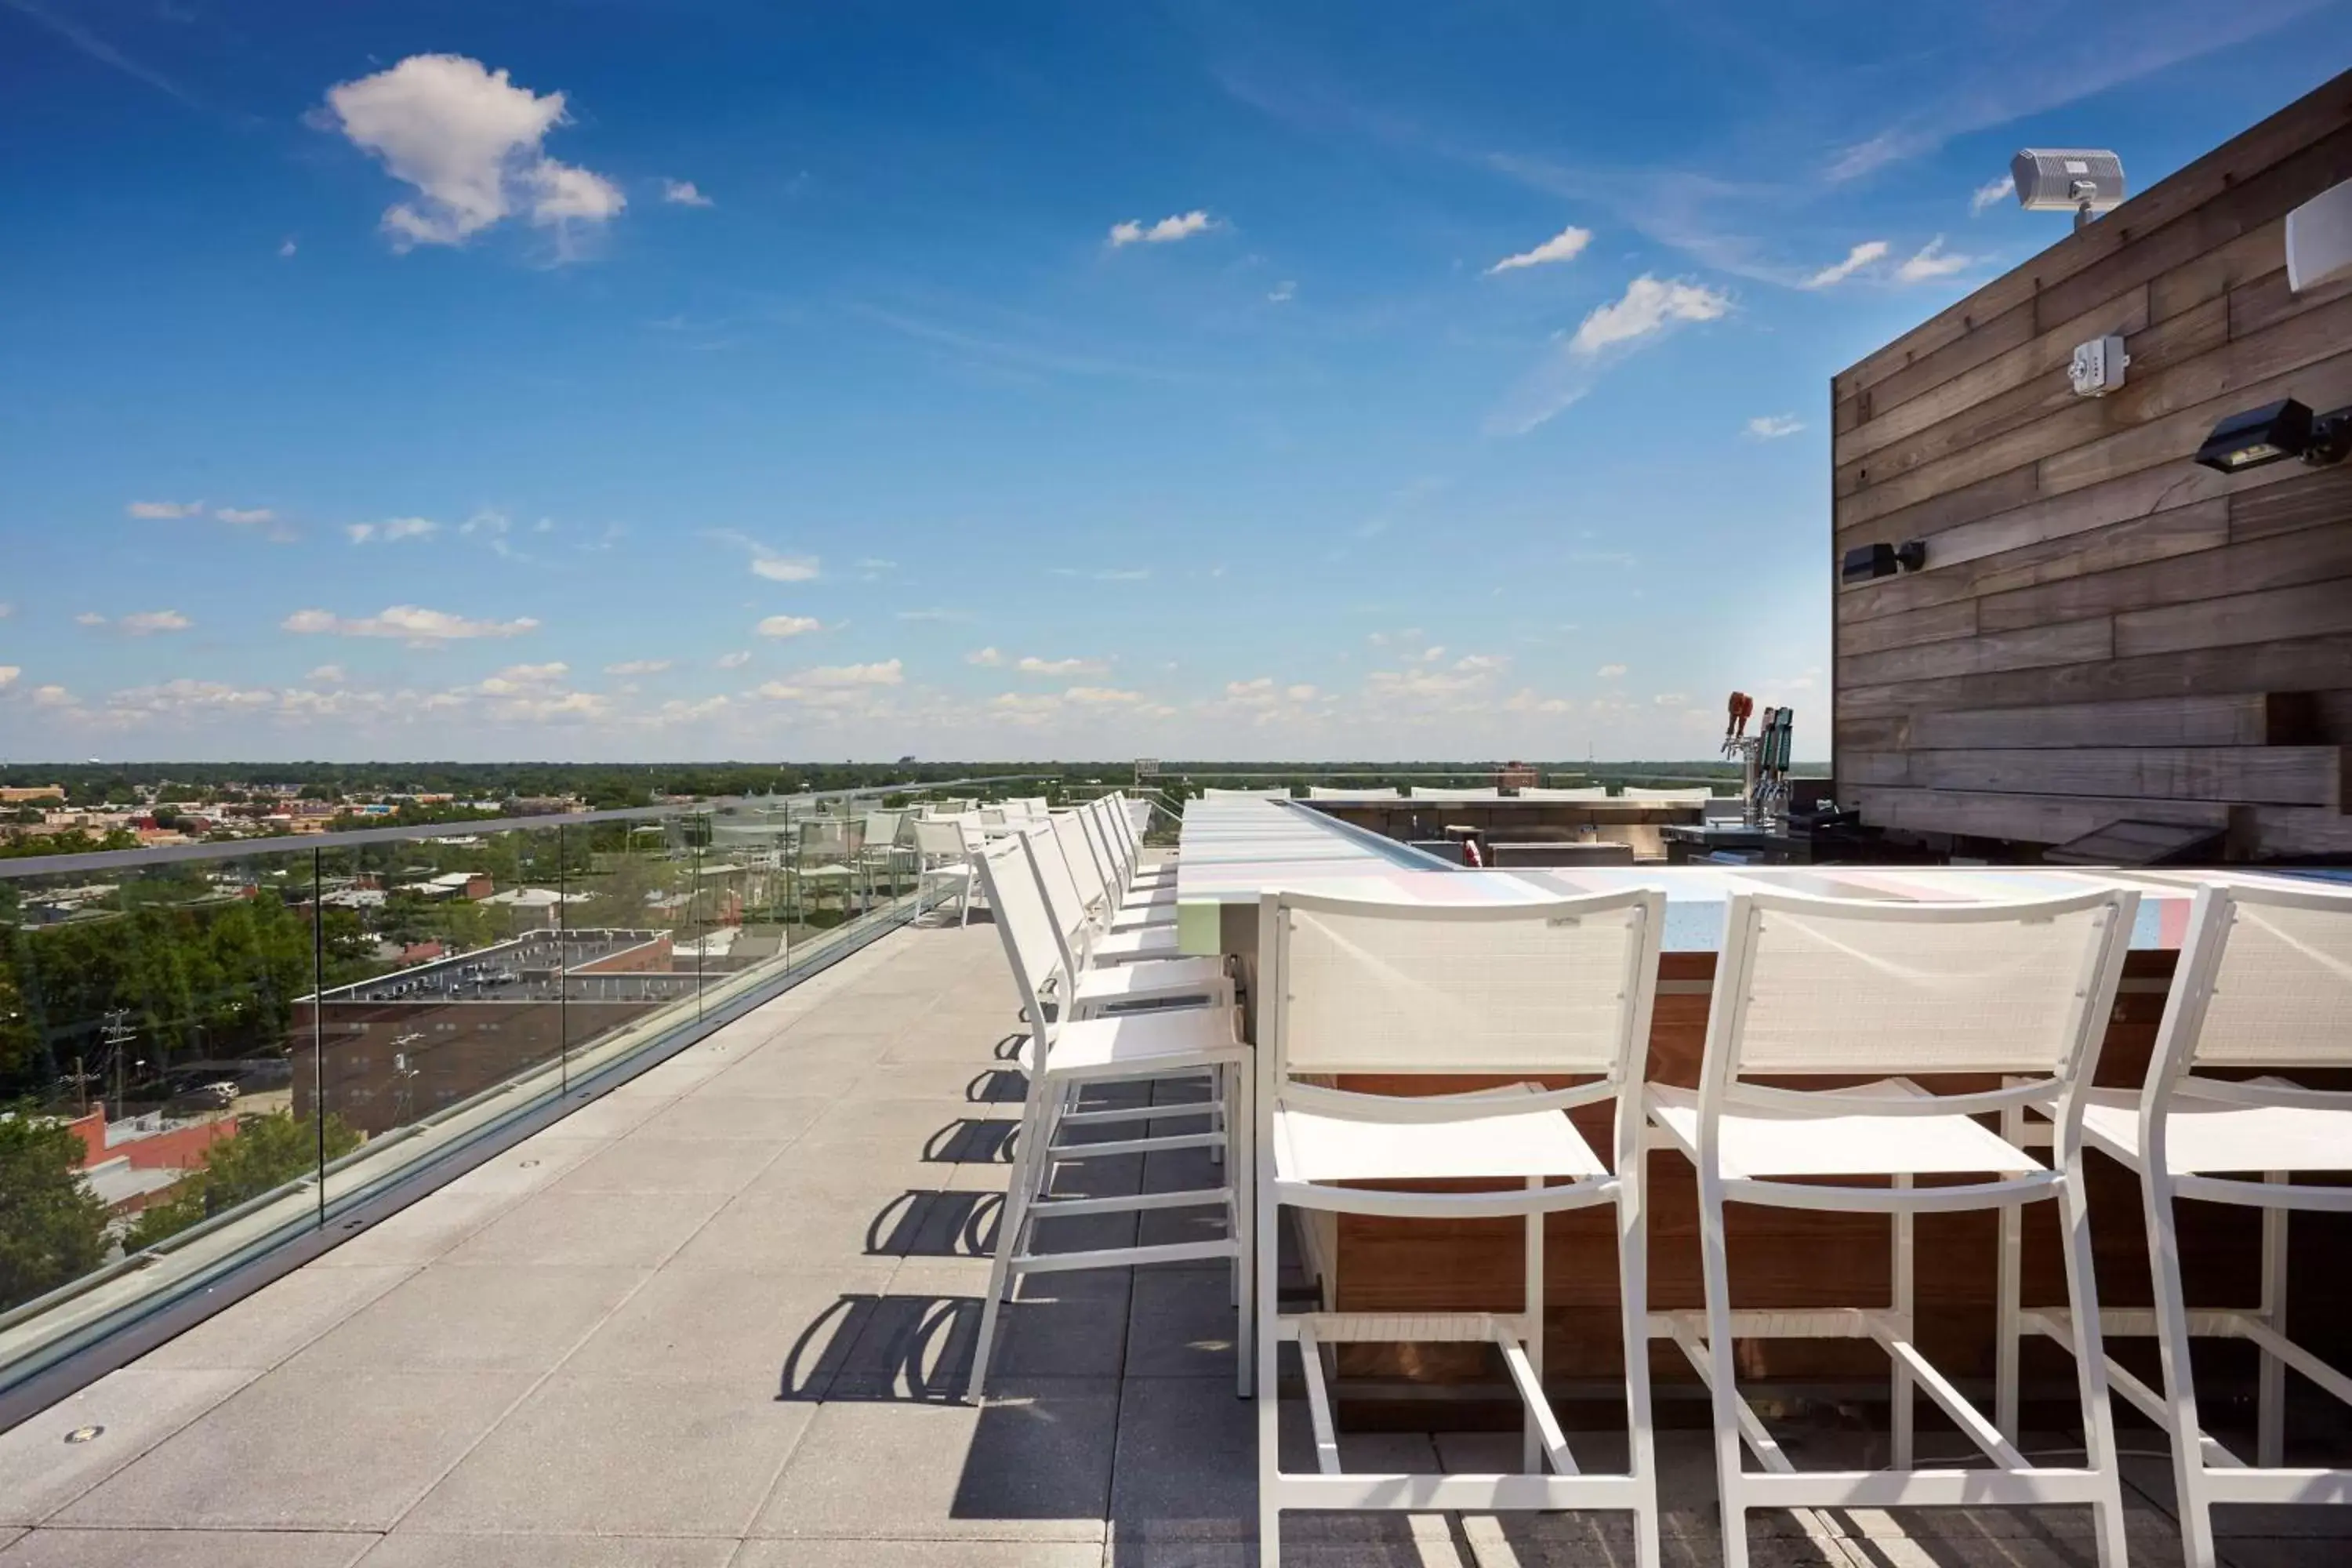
[1892,1174,1915,1471]
[2259,1177,2288,1469]
[2059,1157,2131,1568]
[1524,1175,1544,1475]
[1995,1196,2024,1441]
[968,1076,1049,1404]
[2147,1171,2220,1568]
[1617,1171,1662,1568]
[1697,1178,1750,1568]
[1233,1067,1254,1398]
[1256,1180,1283,1566]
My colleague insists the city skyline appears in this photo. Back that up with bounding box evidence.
[2,0,2344,760]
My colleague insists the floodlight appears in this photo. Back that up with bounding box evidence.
[2012,149,2125,229]
[2193,398,2351,474]
[1840,539,1927,584]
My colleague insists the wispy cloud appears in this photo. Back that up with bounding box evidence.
[604,659,673,675]
[1484,223,1592,275]
[1,0,209,111]
[1016,655,1109,677]
[754,615,823,638]
[966,647,1004,666]
[896,608,974,623]
[1266,279,1297,303]
[346,517,439,545]
[1108,210,1215,247]
[660,177,713,207]
[1825,2,2326,182]
[213,506,275,525]
[1969,175,2014,216]
[126,499,203,519]
[1896,236,1976,283]
[1800,240,1888,289]
[78,609,192,635]
[1487,275,1731,435]
[1746,414,1805,440]
[714,650,751,670]
[710,530,819,582]
[281,604,540,644]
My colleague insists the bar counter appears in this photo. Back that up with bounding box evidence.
[1174,797,2352,1417]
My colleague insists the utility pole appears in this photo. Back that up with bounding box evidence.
[103,1011,134,1120]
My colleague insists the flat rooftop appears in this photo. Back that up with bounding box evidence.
[2,917,2343,1566]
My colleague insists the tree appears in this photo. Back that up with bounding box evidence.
[124,1109,361,1250]
[0,1112,110,1312]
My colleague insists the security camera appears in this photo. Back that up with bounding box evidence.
[2012,149,2125,229]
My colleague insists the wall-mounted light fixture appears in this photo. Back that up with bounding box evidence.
[2194,398,2352,474]
[1840,539,1927,584]
[2012,148,2126,230]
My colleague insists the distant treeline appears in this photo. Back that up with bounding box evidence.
[1,759,1824,812]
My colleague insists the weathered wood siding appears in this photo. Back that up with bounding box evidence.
[1831,72,2352,856]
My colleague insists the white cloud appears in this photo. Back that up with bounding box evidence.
[126,499,203,519]
[965,647,1005,666]
[278,237,297,258]
[1800,240,1889,289]
[604,659,673,675]
[33,684,74,709]
[346,517,438,544]
[1896,236,1976,283]
[0,602,12,618]
[1746,413,1805,440]
[307,664,347,683]
[1108,210,1215,247]
[1969,175,2014,216]
[1016,655,1108,677]
[1653,691,1690,706]
[121,609,191,635]
[320,53,625,249]
[1063,685,1142,705]
[1596,662,1628,678]
[755,660,905,702]
[660,177,712,207]
[474,661,568,694]
[1286,684,1317,701]
[1485,223,1592,274]
[74,613,106,627]
[710,532,820,582]
[755,615,823,639]
[1569,275,1730,354]
[281,604,540,644]
[1266,280,1297,303]
[714,650,752,670]
[0,665,16,690]
[213,506,275,525]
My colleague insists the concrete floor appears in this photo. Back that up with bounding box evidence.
[2,916,2345,1566]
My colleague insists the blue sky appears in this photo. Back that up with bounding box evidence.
[1,0,2342,762]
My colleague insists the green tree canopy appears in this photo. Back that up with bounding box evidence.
[0,1112,110,1312]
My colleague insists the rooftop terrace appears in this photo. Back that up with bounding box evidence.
[5,905,2347,1566]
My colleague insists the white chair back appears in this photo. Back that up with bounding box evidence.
[862,809,903,846]
[1264,888,1664,1077]
[1051,812,1112,913]
[798,818,848,858]
[969,833,1065,1029]
[1711,888,2136,1080]
[1080,798,1134,885]
[2165,880,2352,1070]
[909,818,967,860]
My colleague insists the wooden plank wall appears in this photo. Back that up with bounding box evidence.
[1831,71,2352,858]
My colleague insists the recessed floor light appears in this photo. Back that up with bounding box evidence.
[64,1425,103,1444]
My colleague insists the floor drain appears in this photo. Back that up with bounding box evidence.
[517,1159,541,1168]
[64,1425,103,1445]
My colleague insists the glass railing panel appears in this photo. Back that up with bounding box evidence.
[557,814,706,1070]
[0,848,318,1316]
[312,823,572,1207]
